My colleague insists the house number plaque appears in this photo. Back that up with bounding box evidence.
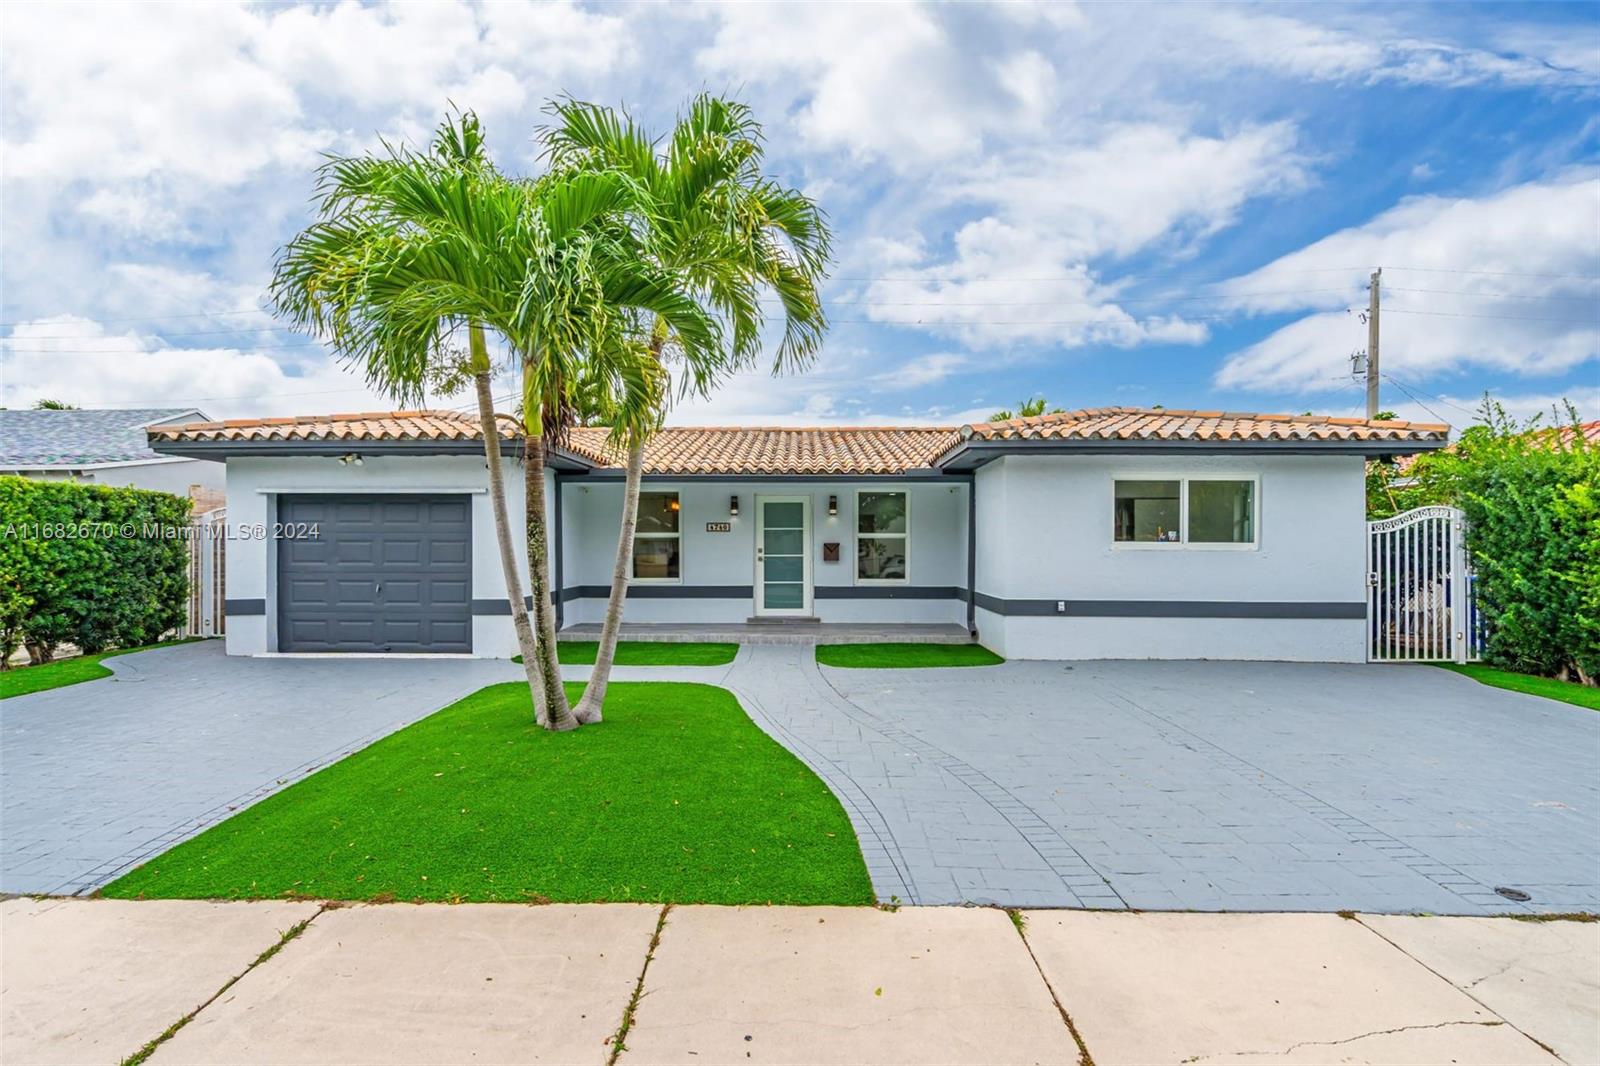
[705,521,732,533]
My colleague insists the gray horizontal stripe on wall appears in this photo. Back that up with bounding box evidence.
[973,594,1365,619]
[224,598,266,616]
[813,586,966,600]
[561,585,755,600]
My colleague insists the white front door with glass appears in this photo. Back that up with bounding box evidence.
[755,495,812,616]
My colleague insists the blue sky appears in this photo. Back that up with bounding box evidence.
[2,1,1596,430]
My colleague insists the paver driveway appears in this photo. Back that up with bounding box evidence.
[634,646,1600,915]
[7,641,1597,916]
[1,642,516,894]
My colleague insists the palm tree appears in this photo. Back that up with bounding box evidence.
[988,396,1065,421]
[541,95,832,724]
[270,111,705,730]
[32,399,78,410]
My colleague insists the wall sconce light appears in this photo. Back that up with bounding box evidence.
[338,453,364,466]
[729,495,740,517]
[828,494,838,516]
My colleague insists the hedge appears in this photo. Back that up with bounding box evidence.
[0,476,191,666]
[1368,404,1598,685]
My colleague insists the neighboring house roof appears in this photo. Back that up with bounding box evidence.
[0,408,207,467]
[147,405,1450,474]
[1391,418,1598,477]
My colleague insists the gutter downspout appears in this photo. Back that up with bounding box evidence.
[966,478,977,636]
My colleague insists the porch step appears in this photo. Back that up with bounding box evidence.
[743,617,822,625]
[556,622,974,646]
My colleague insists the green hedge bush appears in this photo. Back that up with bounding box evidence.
[1369,405,1598,685]
[0,476,191,666]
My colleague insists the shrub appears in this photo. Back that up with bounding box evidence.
[1453,408,1597,685]
[0,477,191,665]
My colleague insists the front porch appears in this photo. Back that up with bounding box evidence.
[555,621,974,645]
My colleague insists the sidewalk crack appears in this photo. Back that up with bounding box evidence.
[1180,1019,1506,1062]
[119,902,329,1066]
[607,902,671,1066]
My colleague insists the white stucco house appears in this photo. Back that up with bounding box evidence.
[147,406,1448,663]
[1,408,226,509]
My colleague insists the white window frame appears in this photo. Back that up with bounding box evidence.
[854,487,911,584]
[632,489,684,584]
[1110,474,1260,552]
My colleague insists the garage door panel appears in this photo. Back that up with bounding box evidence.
[277,494,472,654]
[381,538,422,565]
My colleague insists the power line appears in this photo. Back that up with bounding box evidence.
[1386,286,1599,302]
[1386,266,1600,280]
[1380,373,1453,426]
[1382,307,1599,325]
[0,307,270,328]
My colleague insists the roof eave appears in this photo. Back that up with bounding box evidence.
[934,436,1453,470]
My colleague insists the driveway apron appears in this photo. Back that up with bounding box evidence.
[582,646,1600,915]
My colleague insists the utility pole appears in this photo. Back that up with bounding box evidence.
[1366,267,1381,418]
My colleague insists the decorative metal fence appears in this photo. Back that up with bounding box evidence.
[1366,505,1483,663]
[182,507,226,638]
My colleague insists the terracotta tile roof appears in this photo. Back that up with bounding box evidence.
[567,425,959,474]
[955,406,1450,445]
[150,406,1450,474]
[147,410,518,444]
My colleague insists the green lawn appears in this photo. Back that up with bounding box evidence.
[815,642,1003,669]
[0,638,205,700]
[1440,664,1600,711]
[553,641,738,666]
[102,681,873,906]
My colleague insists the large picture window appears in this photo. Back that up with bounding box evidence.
[857,490,909,582]
[633,491,681,580]
[1113,478,1257,548]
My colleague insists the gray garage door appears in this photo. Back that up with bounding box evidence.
[276,494,472,653]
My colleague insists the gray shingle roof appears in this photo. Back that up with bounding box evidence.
[0,408,207,467]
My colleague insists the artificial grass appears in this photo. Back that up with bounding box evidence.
[1439,663,1600,711]
[550,641,737,666]
[102,681,874,906]
[815,642,1004,669]
[0,638,204,700]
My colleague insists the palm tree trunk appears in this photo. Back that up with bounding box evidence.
[523,426,576,731]
[573,334,666,725]
[572,435,644,724]
[467,336,546,723]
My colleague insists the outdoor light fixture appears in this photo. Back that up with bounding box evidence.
[338,453,364,466]
[729,495,740,517]
[828,494,838,515]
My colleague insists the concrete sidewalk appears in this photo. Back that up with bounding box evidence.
[3,899,1594,1066]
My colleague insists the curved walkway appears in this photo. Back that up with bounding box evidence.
[580,646,1600,914]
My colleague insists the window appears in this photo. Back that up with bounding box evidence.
[1188,479,1255,544]
[857,490,908,582]
[633,491,681,580]
[1113,478,1257,548]
[1114,480,1181,543]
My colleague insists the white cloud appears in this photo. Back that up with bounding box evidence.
[853,122,1304,347]
[695,2,1032,164]
[1,317,400,418]
[1383,385,1599,432]
[1197,9,1600,91]
[1216,171,1600,392]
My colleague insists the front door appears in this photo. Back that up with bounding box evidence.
[755,495,812,617]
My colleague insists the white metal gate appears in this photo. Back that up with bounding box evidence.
[182,507,227,638]
[1366,505,1483,663]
